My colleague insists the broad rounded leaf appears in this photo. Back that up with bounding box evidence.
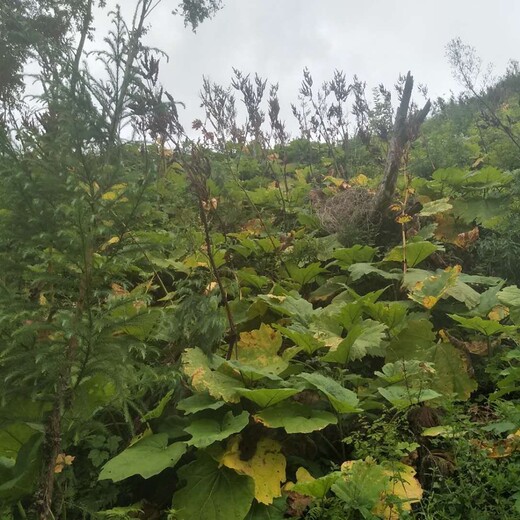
[245,499,286,520]
[498,285,520,307]
[378,386,441,409]
[449,314,516,336]
[173,453,254,520]
[385,241,438,268]
[254,402,337,433]
[322,320,387,363]
[184,411,249,448]
[292,471,341,499]
[419,198,453,217]
[99,434,186,482]
[182,348,244,403]
[235,388,300,408]
[177,393,226,414]
[429,342,478,400]
[297,373,360,413]
[349,263,401,281]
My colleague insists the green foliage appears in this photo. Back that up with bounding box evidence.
[3,5,520,519]
[172,453,255,520]
[99,435,186,482]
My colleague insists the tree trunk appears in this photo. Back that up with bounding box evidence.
[371,72,431,220]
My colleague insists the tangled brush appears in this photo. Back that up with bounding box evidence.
[310,187,381,246]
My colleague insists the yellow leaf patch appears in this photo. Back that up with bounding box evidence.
[219,436,286,504]
[236,324,286,373]
[378,464,423,519]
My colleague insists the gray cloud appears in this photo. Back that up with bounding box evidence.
[94,0,520,136]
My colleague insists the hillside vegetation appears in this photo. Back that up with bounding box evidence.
[1,3,520,519]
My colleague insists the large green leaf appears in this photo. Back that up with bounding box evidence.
[172,453,255,520]
[245,499,286,520]
[274,324,323,355]
[419,198,453,216]
[364,301,408,333]
[0,399,49,462]
[386,318,435,362]
[254,402,337,433]
[256,294,314,325]
[449,314,517,336]
[463,167,512,187]
[0,424,41,461]
[332,245,377,267]
[184,411,249,448]
[284,262,327,286]
[182,348,244,403]
[235,388,300,408]
[0,433,42,503]
[297,373,361,413]
[429,342,477,400]
[375,360,431,384]
[99,434,186,482]
[348,263,401,281]
[385,241,438,267]
[386,318,476,400]
[378,386,441,409]
[292,472,342,499]
[448,279,480,309]
[452,196,509,229]
[431,167,467,186]
[498,285,520,307]
[322,320,387,363]
[177,393,226,414]
[237,268,270,289]
[336,301,365,330]
[407,267,461,309]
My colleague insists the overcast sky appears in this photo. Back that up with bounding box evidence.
[95,0,520,136]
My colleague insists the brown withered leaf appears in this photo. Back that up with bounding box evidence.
[425,450,456,476]
[286,491,313,517]
[111,283,129,297]
[54,453,75,473]
[455,226,479,249]
[471,430,520,459]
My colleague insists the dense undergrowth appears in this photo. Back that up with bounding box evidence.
[2,2,520,519]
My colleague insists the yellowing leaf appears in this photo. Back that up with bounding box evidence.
[488,305,509,322]
[422,296,438,309]
[100,236,120,251]
[472,430,520,459]
[339,459,422,520]
[396,214,413,224]
[351,173,368,186]
[324,175,346,187]
[295,467,315,484]
[219,436,286,504]
[378,464,423,519]
[102,191,118,201]
[110,283,129,298]
[182,348,244,403]
[241,218,264,235]
[236,324,287,374]
[54,453,75,473]
[455,226,480,249]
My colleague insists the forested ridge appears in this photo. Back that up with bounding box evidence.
[2,2,520,519]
